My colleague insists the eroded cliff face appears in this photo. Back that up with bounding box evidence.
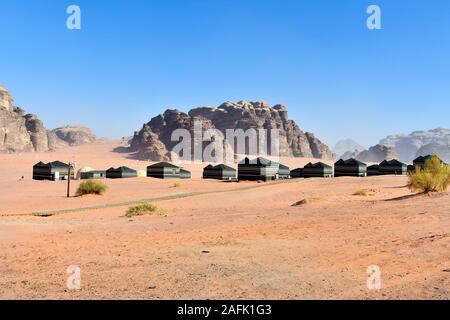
[130,101,333,161]
[0,107,34,152]
[0,84,96,153]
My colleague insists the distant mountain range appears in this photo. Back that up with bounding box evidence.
[334,129,450,164]
[333,139,366,159]
[379,128,450,163]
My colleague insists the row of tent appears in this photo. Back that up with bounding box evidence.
[32,161,193,181]
[32,155,445,182]
[292,155,446,179]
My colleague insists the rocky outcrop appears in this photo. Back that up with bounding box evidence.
[24,114,49,152]
[0,84,14,112]
[0,84,96,153]
[415,143,450,163]
[48,126,96,149]
[355,144,397,163]
[130,101,333,161]
[338,144,397,163]
[333,139,365,159]
[380,128,450,163]
[0,107,34,152]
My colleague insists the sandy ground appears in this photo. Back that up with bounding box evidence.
[0,141,449,299]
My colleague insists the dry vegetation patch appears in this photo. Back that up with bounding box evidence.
[125,203,165,217]
[75,180,108,196]
[291,197,323,207]
[353,188,377,196]
[408,155,450,193]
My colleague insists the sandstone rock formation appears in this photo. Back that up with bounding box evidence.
[338,144,397,163]
[0,84,96,153]
[355,144,397,163]
[380,128,450,163]
[415,143,450,163]
[48,126,96,149]
[130,101,333,161]
[333,139,365,159]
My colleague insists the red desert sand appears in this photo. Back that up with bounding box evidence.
[0,141,449,299]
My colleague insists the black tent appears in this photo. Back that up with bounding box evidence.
[203,164,236,180]
[290,168,304,179]
[303,162,333,178]
[367,164,380,176]
[80,170,106,180]
[334,158,367,177]
[33,161,74,181]
[413,155,443,169]
[276,163,291,179]
[238,157,279,181]
[106,166,137,179]
[147,162,191,179]
[379,159,407,175]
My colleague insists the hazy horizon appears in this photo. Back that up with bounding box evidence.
[2,0,450,148]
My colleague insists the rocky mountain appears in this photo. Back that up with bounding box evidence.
[338,144,397,163]
[333,139,365,159]
[47,126,96,149]
[415,143,450,163]
[355,144,397,163]
[0,84,96,152]
[379,128,450,163]
[130,101,333,161]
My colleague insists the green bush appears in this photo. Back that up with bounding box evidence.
[75,180,108,196]
[126,203,165,217]
[408,155,450,193]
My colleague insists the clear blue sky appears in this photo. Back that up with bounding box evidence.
[1,0,449,148]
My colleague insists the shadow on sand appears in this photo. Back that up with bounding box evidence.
[384,193,425,202]
[112,146,145,160]
[383,192,449,202]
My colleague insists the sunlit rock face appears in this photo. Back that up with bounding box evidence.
[0,84,14,112]
[130,100,333,161]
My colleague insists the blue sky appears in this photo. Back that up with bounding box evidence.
[1,0,449,148]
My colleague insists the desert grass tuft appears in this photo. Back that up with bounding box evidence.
[353,189,376,196]
[408,155,450,193]
[75,180,107,196]
[125,203,165,217]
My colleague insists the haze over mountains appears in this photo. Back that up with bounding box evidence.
[334,129,450,164]
[379,128,450,163]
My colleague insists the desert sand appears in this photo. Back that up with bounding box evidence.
[0,141,449,299]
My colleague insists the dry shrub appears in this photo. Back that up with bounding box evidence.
[353,188,376,196]
[408,155,450,193]
[76,180,107,196]
[126,203,165,217]
[291,197,323,207]
[172,182,181,188]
